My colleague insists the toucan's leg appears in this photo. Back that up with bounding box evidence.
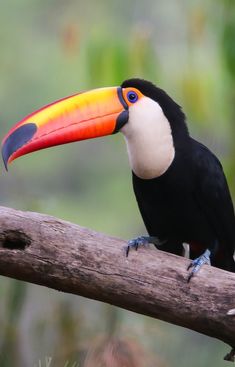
[125,236,165,257]
[187,249,211,282]
[187,240,219,281]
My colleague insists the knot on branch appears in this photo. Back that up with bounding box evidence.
[0,230,31,250]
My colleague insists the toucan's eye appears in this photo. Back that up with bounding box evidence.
[127,91,138,103]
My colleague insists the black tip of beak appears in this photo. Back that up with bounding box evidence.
[2,123,37,170]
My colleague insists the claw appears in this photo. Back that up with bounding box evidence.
[125,236,164,257]
[125,236,148,257]
[187,249,211,282]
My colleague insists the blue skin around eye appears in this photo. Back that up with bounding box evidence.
[127,91,138,103]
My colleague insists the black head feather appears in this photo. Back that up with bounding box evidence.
[121,78,189,143]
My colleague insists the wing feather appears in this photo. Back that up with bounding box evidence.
[191,138,235,253]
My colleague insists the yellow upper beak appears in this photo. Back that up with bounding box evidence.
[1,86,129,169]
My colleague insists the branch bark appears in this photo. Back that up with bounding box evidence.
[0,206,235,361]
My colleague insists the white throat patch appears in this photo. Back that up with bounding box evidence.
[121,97,175,179]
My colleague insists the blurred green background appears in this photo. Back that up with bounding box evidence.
[0,0,235,366]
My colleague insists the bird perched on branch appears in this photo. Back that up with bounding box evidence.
[2,78,235,281]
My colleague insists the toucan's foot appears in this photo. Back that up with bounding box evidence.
[125,236,162,257]
[187,249,211,282]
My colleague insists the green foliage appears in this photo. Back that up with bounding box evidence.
[221,2,235,78]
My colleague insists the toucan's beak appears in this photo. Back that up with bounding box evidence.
[1,86,129,169]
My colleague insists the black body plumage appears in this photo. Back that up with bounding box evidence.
[122,79,235,272]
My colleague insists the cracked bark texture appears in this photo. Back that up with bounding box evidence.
[0,206,235,361]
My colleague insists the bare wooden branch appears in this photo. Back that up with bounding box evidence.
[0,206,235,361]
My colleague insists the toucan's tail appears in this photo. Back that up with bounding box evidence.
[228,256,235,273]
[211,250,235,273]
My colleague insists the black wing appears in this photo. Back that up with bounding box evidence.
[191,138,235,254]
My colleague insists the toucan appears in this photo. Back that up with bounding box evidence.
[2,78,235,281]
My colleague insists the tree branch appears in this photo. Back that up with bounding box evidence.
[0,206,235,362]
